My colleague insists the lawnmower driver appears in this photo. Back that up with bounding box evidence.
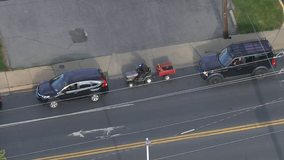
[137,63,149,79]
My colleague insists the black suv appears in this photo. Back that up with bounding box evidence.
[36,68,109,108]
[199,39,276,84]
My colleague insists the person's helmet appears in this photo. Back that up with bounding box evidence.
[138,63,142,67]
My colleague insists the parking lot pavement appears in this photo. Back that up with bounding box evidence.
[0,0,237,68]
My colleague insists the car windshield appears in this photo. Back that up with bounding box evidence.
[218,48,233,67]
[50,74,67,92]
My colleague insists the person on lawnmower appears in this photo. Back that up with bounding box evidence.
[137,63,149,79]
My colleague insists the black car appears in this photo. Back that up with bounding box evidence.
[36,68,109,108]
[199,39,276,84]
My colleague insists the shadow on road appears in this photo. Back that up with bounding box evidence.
[253,80,284,160]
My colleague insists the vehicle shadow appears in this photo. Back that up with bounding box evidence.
[120,51,147,76]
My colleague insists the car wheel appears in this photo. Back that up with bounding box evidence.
[253,69,267,78]
[90,94,100,102]
[164,75,170,80]
[128,82,134,87]
[208,76,222,85]
[145,78,152,84]
[48,100,59,109]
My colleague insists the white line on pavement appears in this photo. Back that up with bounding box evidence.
[67,126,125,138]
[181,129,195,135]
[0,104,133,129]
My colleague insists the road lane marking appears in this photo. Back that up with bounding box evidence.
[67,126,125,138]
[34,118,284,160]
[0,104,133,129]
[7,97,284,159]
[181,129,195,135]
[2,69,284,128]
[154,128,284,160]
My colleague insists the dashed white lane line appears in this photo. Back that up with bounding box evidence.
[181,129,195,135]
[0,104,133,129]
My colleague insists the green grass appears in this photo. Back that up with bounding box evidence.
[232,0,284,34]
[0,38,9,71]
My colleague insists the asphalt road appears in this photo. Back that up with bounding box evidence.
[0,0,236,68]
[1,59,284,160]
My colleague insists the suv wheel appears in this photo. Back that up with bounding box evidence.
[253,69,267,78]
[90,94,100,102]
[208,76,222,85]
[48,99,59,109]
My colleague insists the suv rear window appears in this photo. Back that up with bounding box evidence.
[254,54,267,61]
[79,82,91,89]
[245,56,254,63]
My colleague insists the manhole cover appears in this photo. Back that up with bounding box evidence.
[59,65,65,69]
[69,28,88,43]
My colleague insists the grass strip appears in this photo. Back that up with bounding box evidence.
[0,37,8,71]
[232,0,284,34]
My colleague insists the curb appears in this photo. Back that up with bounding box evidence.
[229,10,237,29]
[228,0,237,29]
[278,0,284,14]
[0,84,38,96]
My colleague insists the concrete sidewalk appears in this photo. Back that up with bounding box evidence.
[1,27,284,94]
